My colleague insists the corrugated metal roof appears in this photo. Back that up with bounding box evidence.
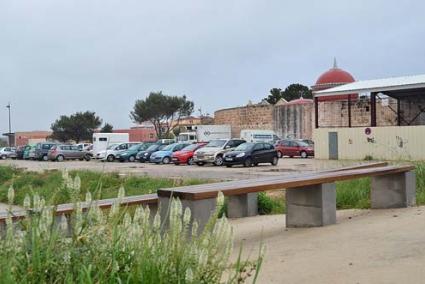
[314,74,425,97]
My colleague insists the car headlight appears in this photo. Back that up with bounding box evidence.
[144,153,148,156]
[236,153,245,158]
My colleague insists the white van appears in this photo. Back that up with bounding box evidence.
[240,129,280,144]
[92,133,129,156]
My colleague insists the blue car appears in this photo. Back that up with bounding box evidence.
[149,143,190,164]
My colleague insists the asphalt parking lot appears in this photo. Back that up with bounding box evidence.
[0,158,362,181]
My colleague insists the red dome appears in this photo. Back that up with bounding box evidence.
[315,68,355,86]
[312,60,357,101]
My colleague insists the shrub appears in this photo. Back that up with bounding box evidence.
[0,178,263,283]
[258,192,285,215]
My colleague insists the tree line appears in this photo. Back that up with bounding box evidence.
[50,84,311,142]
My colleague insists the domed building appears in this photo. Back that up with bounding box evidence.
[312,59,357,101]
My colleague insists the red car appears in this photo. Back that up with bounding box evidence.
[172,143,207,165]
[274,139,314,158]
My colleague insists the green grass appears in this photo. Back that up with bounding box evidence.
[0,166,206,205]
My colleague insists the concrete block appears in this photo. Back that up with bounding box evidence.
[286,183,336,227]
[371,171,416,209]
[159,196,217,232]
[227,193,258,218]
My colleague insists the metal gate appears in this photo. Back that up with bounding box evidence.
[328,132,338,160]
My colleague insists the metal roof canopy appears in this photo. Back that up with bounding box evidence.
[313,74,425,129]
[314,74,425,98]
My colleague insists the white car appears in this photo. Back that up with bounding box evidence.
[96,142,139,162]
[193,139,246,166]
[0,147,16,159]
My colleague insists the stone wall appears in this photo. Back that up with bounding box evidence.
[214,104,274,138]
[273,104,313,139]
[317,97,397,128]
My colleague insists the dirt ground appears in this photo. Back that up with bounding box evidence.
[0,158,363,181]
[231,206,425,284]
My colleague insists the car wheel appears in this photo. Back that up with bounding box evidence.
[187,157,194,165]
[56,155,64,162]
[254,163,259,167]
[214,155,224,166]
[226,165,232,168]
[277,151,283,158]
[1,155,6,160]
[174,162,180,166]
[243,158,252,167]
[271,156,278,166]
[196,162,205,166]
[300,151,308,158]
[107,155,115,162]
[128,156,135,162]
[162,157,171,164]
[84,155,91,161]
[42,155,49,161]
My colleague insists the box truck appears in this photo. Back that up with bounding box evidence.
[177,125,231,143]
[240,129,280,143]
[92,133,129,155]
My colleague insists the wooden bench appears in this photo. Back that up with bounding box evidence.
[158,164,415,228]
[0,194,159,224]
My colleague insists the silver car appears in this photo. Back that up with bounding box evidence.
[0,147,16,159]
[48,145,91,162]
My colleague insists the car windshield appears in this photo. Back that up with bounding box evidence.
[235,143,255,151]
[128,144,142,151]
[146,144,159,151]
[206,140,226,148]
[163,143,177,151]
[107,144,119,150]
[297,141,310,147]
[182,144,199,151]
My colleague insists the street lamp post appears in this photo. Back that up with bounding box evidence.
[6,103,12,146]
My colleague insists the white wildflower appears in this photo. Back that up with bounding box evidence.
[23,194,31,209]
[73,175,81,192]
[59,214,68,233]
[216,191,225,209]
[183,207,191,226]
[63,251,71,265]
[85,191,92,203]
[198,249,208,267]
[153,213,161,230]
[191,220,199,237]
[33,195,41,211]
[118,186,125,199]
[185,268,194,282]
[7,185,14,205]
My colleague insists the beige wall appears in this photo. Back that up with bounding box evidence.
[215,104,274,138]
[313,126,425,161]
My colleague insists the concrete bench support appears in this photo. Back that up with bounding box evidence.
[371,171,416,209]
[286,183,336,227]
[159,196,217,231]
[227,193,258,218]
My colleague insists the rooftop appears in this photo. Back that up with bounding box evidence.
[314,74,425,97]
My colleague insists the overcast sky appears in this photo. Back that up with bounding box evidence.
[1,0,424,132]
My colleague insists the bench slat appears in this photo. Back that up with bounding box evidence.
[158,165,414,200]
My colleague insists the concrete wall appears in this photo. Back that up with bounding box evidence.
[313,125,425,161]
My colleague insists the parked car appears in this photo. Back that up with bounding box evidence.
[296,139,314,147]
[48,144,91,161]
[223,142,279,167]
[0,147,15,159]
[136,144,167,163]
[172,143,207,165]
[23,145,36,160]
[34,142,57,161]
[274,139,314,158]
[96,142,140,162]
[193,139,246,166]
[117,143,154,162]
[149,143,191,164]
[16,146,26,160]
